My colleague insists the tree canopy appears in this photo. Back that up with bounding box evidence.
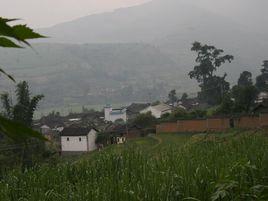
[1,81,44,127]
[168,89,177,105]
[189,42,234,106]
[256,60,268,92]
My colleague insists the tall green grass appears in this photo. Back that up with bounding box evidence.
[0,132,268,201]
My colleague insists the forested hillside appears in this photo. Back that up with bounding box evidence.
[0,43,182,108]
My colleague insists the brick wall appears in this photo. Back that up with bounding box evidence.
[260,113,268,127]
[207,118,230,131]
[234,116,259,129]
[156,123,178,134]
[178,119,207,132]
[156,114,268,134]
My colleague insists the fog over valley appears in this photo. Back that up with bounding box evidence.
[1,0,267,112]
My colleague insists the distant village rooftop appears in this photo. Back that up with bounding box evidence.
[61,127,97,137]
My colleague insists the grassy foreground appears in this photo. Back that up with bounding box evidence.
[0,131,268,201]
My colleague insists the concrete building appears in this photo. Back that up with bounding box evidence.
[104,105,127,122]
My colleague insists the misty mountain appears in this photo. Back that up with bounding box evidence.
[39,0,268,78]
[39,0,268,43]
[184,0,268,34]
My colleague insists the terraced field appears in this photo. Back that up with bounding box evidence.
[1,131,268,201]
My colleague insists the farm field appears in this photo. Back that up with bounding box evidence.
[1,131,268,201]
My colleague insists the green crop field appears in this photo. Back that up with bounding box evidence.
[1,131,268,201]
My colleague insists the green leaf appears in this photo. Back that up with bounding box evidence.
[0,18,19,40]
[0,17,19,23]
[0,115,47,142]
[12,25,46,41]
[0,67,15,82]
[0,18,46,47]
[0,37,22,48]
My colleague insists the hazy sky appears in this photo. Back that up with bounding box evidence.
[0,0,150,28]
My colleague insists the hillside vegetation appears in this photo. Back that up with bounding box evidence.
[1,131,268,200]
[0,43,179,109]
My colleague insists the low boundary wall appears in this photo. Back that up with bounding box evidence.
[156,114,268,134]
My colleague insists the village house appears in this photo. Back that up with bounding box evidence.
[40,125,51,134]
[176,98,208,111]
[104,105,127,122]
[140,103,172,118]
[60,127,98,153]
[101,124,143,145]
[253,99,268,114]
[256,92,268,104]
[127,103,150,119]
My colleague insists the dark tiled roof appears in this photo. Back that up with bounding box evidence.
[253,99,268,113]
[60,127,96,136]
[127,103,150,114]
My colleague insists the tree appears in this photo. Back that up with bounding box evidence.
[168,89,177,105]
[232,85,258,113]
[216,93,234,115]
[181,93,188,103]
[160,108,187,122]
[1,81,44,127]
[238,71,253,87]
[189,42,234,105]
[0,93,13,118]
[132,112,157,128]
[232,71,258,113]
[261,60,268,74]
[256,60,268,92]
[114,118,125,125]
[1,81,45,169]
[198,74,230,105]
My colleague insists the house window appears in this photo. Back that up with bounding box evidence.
[67,137,69,141]
[79,137,82,142]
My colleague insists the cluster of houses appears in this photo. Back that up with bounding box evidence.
[36,102,176,154]
[35,91,268,154]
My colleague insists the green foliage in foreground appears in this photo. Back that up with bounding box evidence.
[0,17,45,82]
[0,132,268,201]
[0,116,46,142]
[0,16,46,142]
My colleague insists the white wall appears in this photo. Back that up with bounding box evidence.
[104,106,127,122]
[109,112,127,122]
[61,136,88,152]
[61,129,98,152]
[87,129,97,151]
[104,106,112,121]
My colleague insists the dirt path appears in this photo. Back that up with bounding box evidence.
[149,134,163,149]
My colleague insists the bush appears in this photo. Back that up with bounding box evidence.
[131,112,157,128]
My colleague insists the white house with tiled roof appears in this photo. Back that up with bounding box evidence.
[104,105,127,122]
[60,127,98,152]
[140,103,172,118]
